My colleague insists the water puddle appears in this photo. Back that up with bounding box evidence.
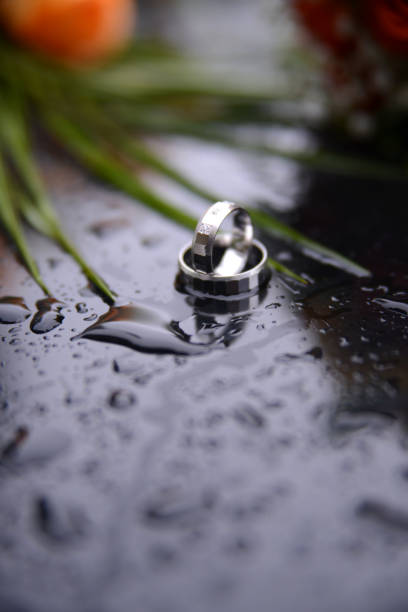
[0,297,31,324]
[34,496,86,544]
[30,298,65,335]
[76,301,251,356]
[77,303,209,356]
[373,298,408,316]
[1,428,71,468]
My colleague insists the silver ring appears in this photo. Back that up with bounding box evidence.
[178,239,270,299]
[192,201,253,276]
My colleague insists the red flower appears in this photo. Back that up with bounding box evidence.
[292,0,395,111]
[364,0,408,54]
[293,0,356,56]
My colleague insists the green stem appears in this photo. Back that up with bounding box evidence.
[78,106,369,278]
[250,208,370,278]
[115,111,407,181]
[51,225,115,301]
[45,111,199,231]
[267,258,306,283]
[110,136,220,202]
[0,93,115,302]
[0,155,49,294]
[45,113,304,282]
[59,101,223,203]
[87,65,297,103]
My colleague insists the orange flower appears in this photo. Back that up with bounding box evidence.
[0,0,136,64]
[364,0,408,55]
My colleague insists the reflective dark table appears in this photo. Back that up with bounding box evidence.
[1,2,408,612]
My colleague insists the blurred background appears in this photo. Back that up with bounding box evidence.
[1,2,408,612]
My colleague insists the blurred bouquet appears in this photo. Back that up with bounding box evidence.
[1,0,396,301]
[293,0,408,116]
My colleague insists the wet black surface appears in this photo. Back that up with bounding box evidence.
[2,3,408,612]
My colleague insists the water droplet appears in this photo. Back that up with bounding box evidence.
[34,496,87,544]
[47,258,62,269]
[141,235,164,248]
[142,488,216,527]
[356,499,408,531]
[10,430,71,467]
[234,405,265,429]
[77,303,214,356]
[0,297,30,324]
[149,545,177,566]
[109,390,136,410]
[225,536,253,555]
[1,427,29,461]
[351,354,364,364]
[89,217,128,238]
[30,298,65,334]
[75,302,88,314]
[305,346,323,359]
[332,409,395,433]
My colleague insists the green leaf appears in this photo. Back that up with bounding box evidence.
[0,155,49,294]
[267,257,306,284]
[44,111,199,231]
[63,106,367,280]
[250,208,370,278]
[87,61,298,102]
[111,110,406,181]
[45,113,304,283]
[0,93,115,302]
[58,101,222,203]
[0,37,373,286]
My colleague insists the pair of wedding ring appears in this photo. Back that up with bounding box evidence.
[178,201,270,298]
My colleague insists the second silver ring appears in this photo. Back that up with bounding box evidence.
[192,201,253,276]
